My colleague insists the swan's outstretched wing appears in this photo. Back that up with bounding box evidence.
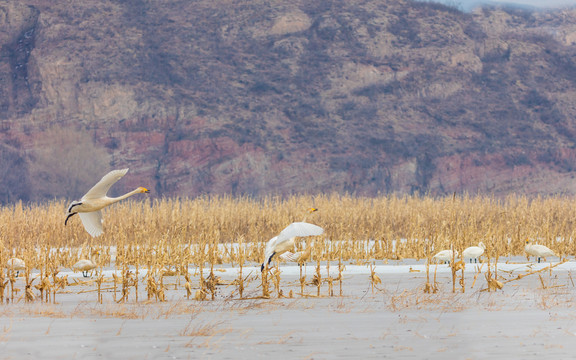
[279,251,301,262]
[262,222,323,271]
[276,222,324,244]
[272,222,324,254]
[79,211,104,237]
[82,168,129,200]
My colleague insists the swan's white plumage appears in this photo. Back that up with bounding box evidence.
[6,257,25,272]
[278,246,312,263]
[262,222,323,270]
[525,240,555,263]
[78,211,104,238]
[462,242,486,262]
[432,249,458,263]
[66,168,149,237]
[279,251,302,262]
[73,251,99,277]
[82,168,129,200]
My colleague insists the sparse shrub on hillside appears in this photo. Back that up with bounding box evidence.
[388,16,421,47]
[283,99,327,123]
[338,101,379,122]
[500,6,536,24]
[411,0,463,15]
[548,51,576,86]
[521,90,565,126]
[463,21,486,42]
[249,81,281,95]
[503,152,531,167]
[352,82,397,100]
[536,149,576,172]
[521,90,551,110]
[481,46,511,64]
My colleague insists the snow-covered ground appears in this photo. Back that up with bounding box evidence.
[2,256,576,359]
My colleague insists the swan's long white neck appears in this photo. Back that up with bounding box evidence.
[106,188,144,204]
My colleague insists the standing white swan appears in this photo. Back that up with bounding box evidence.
[65,168,149,237]
[432,249,458,264]
[525,239,555,263]
[6,257,26,276]
[73,250,100,277]
[462,242,486,263]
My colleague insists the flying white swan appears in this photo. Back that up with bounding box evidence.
[525,239,555,263]
[432,249,458,264]
[6,257,25,276]
[462,242,486,263]
[73,250,100,277]
[261,208,324,271]
[65,168,149,237]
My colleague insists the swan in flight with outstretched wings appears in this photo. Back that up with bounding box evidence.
[65,168,149,237]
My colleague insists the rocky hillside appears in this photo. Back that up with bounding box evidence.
[1,0,576,203]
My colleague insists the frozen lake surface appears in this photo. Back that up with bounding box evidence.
[2,257,576,359]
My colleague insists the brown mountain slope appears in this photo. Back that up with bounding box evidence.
[1,0,576,202]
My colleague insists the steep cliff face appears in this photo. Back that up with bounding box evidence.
[1,0,576,203]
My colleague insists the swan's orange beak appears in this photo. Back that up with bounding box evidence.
[140,187,150,193]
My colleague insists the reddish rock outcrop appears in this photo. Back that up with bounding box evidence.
[1,0,576,202]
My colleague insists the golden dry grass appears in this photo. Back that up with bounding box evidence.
[0,193,575,305]
[2,193,576,260]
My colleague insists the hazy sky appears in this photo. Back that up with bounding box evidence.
[434,0,576,11]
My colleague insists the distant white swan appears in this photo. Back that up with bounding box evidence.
[6,257,25,276]
[432,249,458,264]
[261,209,323,272]
[462,242,486,263]
[73,251,100,277]
[261,208,322,271]
[65,168,149,237]
[525,240,555,263]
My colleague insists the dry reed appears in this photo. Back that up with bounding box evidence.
[0,193,575,304]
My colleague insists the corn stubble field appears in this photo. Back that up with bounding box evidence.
[0,194,576,359]
[0,195,576,304]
